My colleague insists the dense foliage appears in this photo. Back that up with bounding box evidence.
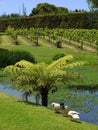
[87,0,98,10]
[30,2,68,16]
[0,12,98,31]
[52,53,65,61]
[0,48,36,68]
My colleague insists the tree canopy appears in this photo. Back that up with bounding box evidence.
[87,0,98,10]
[30,2,68,16]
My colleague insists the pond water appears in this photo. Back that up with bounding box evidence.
[0,83,98,125]
[0,84,36,103]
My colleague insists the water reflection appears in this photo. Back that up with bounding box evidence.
[70,89,98,124]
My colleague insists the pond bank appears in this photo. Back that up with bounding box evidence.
[1,92,98,130]
[0,83,98,125]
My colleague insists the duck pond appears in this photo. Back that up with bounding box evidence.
[0,82,98,125]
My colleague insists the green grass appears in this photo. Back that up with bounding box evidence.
[0,92,98,130]
[17,35,33,46]
[0,35,15,45]
[0,45,98,64]
[74,65,98,86]
[39,38,53,47]
[0,34,97,64]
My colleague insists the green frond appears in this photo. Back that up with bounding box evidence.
[48,55,73,70]
[65,61,87,69]
[15,60,33,68]
[38,62,48,67]
[51,69,66,78]
[33,62,47,71]
[4,65,22,76]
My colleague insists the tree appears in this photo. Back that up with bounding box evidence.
[22,3,26,16]
[10,13,20,18]
[4,55,86,106]
[30,2,68,16]
[30,2,57,16]
[87,0,98,10]
[6,26,19,45]
[57,7,68,14]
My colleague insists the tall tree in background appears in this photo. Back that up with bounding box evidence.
[22,3,26,16]
[30,2,57,16]
[87,0,98,10]
[30,2,68,16]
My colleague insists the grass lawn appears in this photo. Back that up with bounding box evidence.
[0,35,15,45]
[0,92,98,130]
[73,65,98,86]
[17,35,33,46]
[0,45,98,64]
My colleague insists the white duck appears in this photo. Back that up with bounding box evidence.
[68,110,80,120]
[51,102,61,113]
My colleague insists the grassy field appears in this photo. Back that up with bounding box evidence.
[0,92,98,130]
[0,35,15,45]
[17,35,34,46]
[0,45,98,64]
[73,65,98,86]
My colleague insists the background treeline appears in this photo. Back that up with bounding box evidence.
[0,2,98,31]
[0,12,98,32]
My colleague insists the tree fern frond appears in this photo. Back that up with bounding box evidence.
[4,65,22,76]
[51,69,67,78]
[15,60,33,68]
[65,61,87,69]
[47,55,73,70]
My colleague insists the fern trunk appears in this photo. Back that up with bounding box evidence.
[40,87,48,106]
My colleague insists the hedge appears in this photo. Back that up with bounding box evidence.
[0,12,98,32]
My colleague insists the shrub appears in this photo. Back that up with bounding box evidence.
[55,40,62,48]
[0,48,36,68]
[52,53,65,61]
[0,48,9,68]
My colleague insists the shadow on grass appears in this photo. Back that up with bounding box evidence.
[71,119,82,124]
[16,98,36,105]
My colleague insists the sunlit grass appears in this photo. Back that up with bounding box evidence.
[0,92,98,130]
[17,35,33,46]
[0,35,15,45]
[0,45,97,64]
[74,65,98,86]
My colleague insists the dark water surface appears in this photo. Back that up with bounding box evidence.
[0,84,98,125]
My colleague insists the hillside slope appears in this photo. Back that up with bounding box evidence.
[0,92,98,130]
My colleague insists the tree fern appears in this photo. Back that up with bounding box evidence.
[3,55,86,106]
